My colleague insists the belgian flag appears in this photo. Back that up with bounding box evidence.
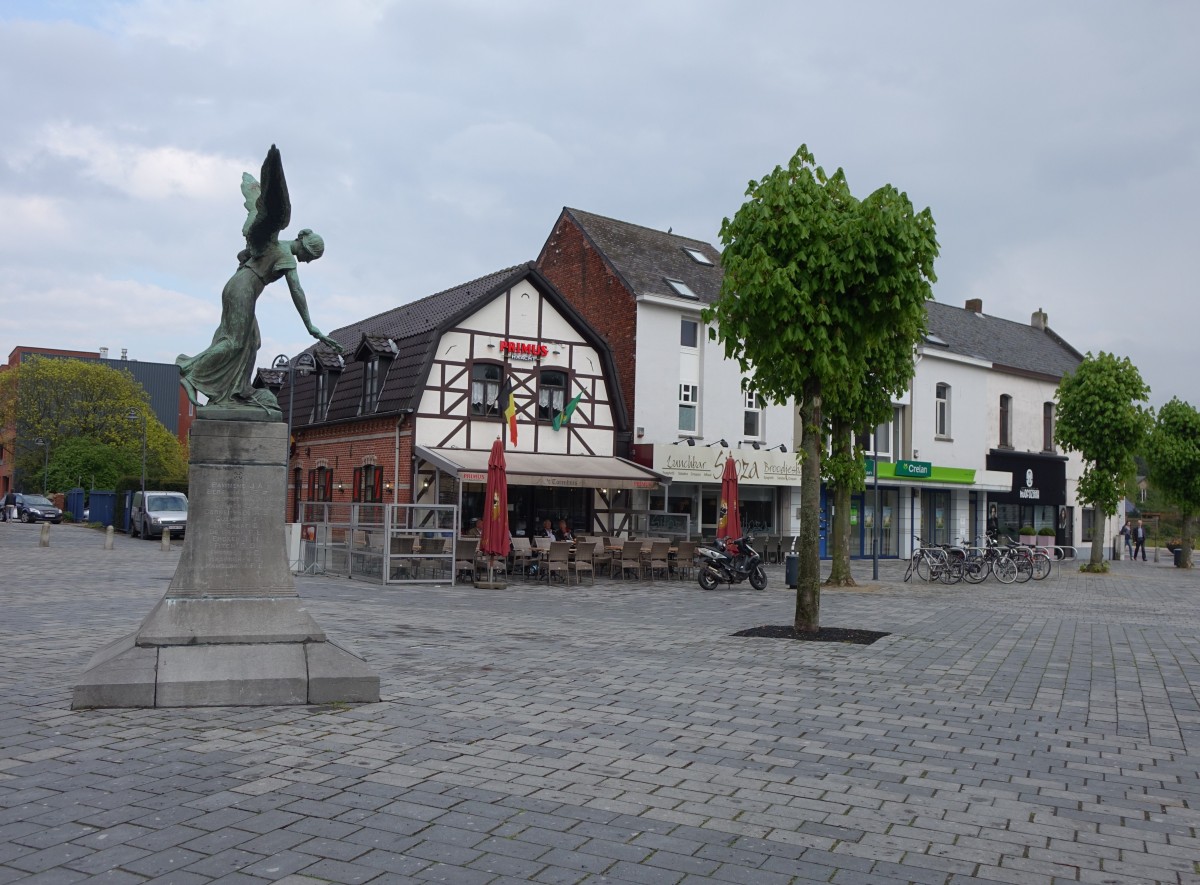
[499,376,517,445]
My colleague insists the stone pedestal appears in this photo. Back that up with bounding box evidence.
[72,420,380,709]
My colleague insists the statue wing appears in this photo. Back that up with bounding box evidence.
[242,144,292,253]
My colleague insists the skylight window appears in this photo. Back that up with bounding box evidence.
[665,278,698,299]
[683,247,713,265]
[924,333,949,347]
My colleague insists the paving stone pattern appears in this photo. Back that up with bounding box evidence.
[2,523,1200,884]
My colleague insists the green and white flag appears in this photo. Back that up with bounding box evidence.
[553,392,584,431]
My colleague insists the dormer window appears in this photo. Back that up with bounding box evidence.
[682,247,713,265]
[665,278,698,299]
[361,358,381,414]
[353,335,396,417]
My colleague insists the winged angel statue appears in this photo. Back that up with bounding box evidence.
[177,145,342,419]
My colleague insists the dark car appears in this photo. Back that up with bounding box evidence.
[15,493,63,524]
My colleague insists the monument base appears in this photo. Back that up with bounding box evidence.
[72,420,380,709]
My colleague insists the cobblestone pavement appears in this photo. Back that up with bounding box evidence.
[2,523,1199,884]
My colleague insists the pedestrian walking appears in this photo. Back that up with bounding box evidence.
[3,490,15,523]
[1132,519,1147,561]
[1120,520,1133,559]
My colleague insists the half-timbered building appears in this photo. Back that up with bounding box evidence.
[280,262,664,540]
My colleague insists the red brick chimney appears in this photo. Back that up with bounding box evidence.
[965,298,983,313]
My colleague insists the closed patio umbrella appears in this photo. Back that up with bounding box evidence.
[478,437,510,586]
[717,455,742,542]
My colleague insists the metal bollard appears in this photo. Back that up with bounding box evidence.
[39,523,50,547]
[161,531,172,552]
[105,525,115,550]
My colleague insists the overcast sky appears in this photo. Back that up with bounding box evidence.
[1,0,1195,409]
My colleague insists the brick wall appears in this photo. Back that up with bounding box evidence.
[537,217,639,422]
[289,416,414,517]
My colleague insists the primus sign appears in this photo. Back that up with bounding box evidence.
[499,340,549,361]
[653,446,801,487]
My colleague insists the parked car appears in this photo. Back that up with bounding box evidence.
[129,491,188,540]
[15,493,63,524]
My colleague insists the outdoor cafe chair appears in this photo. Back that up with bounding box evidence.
[672,540,697,580]
[647,540,672,581]
[510,536,534,577]
[570,541,596,585]
[589,539,614,577]
[544,540,572,585]
[454,537,479,583]
[620,540,645,580]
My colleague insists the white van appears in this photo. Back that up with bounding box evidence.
[129,491,188,540]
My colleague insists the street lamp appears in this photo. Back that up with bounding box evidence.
[127,409,146,499]
[272,352,317,462]
[33,437,48,494]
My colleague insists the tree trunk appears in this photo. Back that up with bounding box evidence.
[1089,514,1107,567]
[825,421,856,586]
[795,380,822,632]
[1181,512,1193,569]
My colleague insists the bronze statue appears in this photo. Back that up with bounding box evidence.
[177,145,342,420]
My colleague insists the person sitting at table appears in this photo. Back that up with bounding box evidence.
[555,519,574,542]
[539,518,556,539]
[465,518,482,537]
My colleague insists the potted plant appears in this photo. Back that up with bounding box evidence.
[1037,526,1056,547]
[1019,525,1037,545]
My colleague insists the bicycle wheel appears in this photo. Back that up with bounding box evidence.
[903,558,915,582]
[1031,551,1052,580]
[994,555,1017,584]
[939,555,962,584]
[1014,556,1033,583]
[915,553,933,582]
[963,556,988,584]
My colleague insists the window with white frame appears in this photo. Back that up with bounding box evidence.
[743,390,762,440]
[679,383,699,433]
[935,383,951,437]
[680,318,698,348]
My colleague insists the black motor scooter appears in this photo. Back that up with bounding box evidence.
[696,535,768,590]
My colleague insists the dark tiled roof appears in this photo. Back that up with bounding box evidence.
[283,263,628,431]
[925,301,1083,379]
[560,208,724,304]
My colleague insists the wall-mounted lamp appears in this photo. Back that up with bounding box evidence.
[750,441,762,450]
[671,438,697,446]
[636,426,645,439]
[912,449,920,459]
[384,481,393,491]
[551,346,561,356]
[335,482,346,493]
[705,439,729,448]
[773,444,788,453]
[486,340,497,350]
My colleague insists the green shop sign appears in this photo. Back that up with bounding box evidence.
[864,459,976,485]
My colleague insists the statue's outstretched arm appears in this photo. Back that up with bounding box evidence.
[285,268,343,353]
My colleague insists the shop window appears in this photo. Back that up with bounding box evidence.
[679,383,699,433]
[680,319,698,348]
[308,466,333,502]
[1043,402,1055,452]
[538,370,567,422]
[935,383,951,437]
[470,362,503,417]
[1081,507,1095,542]
[999,394,1012,447]
[743,390,762,440]
[353,465,383,503]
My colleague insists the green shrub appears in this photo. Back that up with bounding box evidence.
[1038,526,1056,536]
[1019,525,1036,536]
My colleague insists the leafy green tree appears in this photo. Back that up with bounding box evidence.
[1146,398,1200,568]
[1054,352,1152,570]
[0,356,187,492]
[823,338,923,586]
[46,437,140,493]
[703,145,938,629]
